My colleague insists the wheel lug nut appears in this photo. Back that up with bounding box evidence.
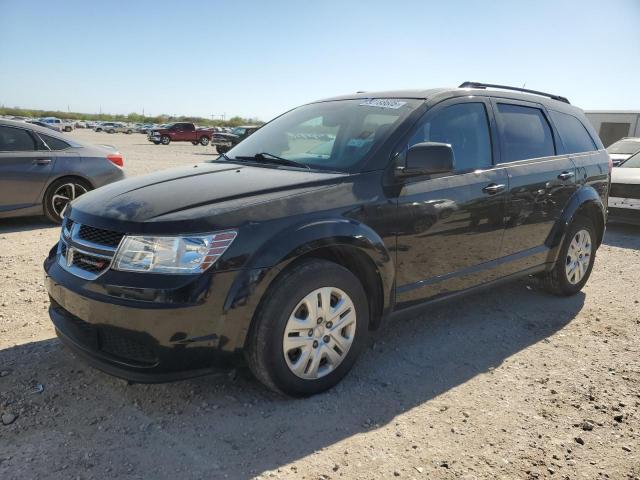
[323,335,330,343]
[317,317,323,325]
[326,321,333,328]
[308,329,313,337]
[313,340,318,348]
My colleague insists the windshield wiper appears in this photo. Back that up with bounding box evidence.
[235,152,311,170]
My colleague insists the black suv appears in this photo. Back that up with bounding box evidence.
[44,82,610,396]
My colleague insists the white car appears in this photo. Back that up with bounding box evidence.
[39,117,63,132]
[609,151,640,225]
[606,137,640,166]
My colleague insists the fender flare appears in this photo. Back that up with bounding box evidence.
[545,186,606,263]
[223,218,396,346]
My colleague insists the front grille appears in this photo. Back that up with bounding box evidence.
[100,328,157,365]
[52,302,158,366]
[78,225,125,248]
[71,250,110,275]
[610,183,640,200]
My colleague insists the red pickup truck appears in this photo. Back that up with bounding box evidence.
[147,122,215,146]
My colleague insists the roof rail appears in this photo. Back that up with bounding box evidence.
[458,81,570,104]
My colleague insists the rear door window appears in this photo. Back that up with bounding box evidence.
[549,111,596,154]
[496,103,555,162]
[0,126,37,151]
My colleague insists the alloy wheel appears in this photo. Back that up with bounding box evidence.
[282,287,356,380]
[565,229,592,284]
[51,182,88,220]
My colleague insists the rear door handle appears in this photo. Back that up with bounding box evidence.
[33,158,52,165]
[558,171,574,181]
[482,183,506,195]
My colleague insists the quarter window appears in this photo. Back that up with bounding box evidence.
[0,126,37,152]
[497,103,555,162]
[39,133,70,151]
[549,110,596,154]
[409,102,492,171]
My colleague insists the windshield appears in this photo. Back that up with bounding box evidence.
[621,151,640,168]
[607,140,640,155]
[231,127,246,136]
[224,99,422,171]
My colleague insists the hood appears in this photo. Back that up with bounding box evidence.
[612,167,640,185]
[68,162,345,229]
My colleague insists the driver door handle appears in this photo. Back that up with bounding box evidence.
[33,158,52,165]
[482,183,506,195]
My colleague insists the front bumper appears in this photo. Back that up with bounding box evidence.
[44,246,269,382]
[608,197,640,225]
[147,134,161,142]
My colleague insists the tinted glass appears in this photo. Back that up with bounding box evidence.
[409,102,492,170]
[497,103,555,161]
[0,126,36,151]
[607,140,640,155]
[39,133,70,151]
[227,99,422,171]
[549,111,596,154]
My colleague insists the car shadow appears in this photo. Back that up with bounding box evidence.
[0,216,57,233]
[603,223,640,250]
[0,281,584,479]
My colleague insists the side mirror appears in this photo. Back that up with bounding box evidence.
[398,142,454,177]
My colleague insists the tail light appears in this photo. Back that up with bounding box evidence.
[107,153,124,167]
[608,155,613,175]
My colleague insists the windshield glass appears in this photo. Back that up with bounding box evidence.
[607,140,640,155]
[225,99,422,171]
[621,151,640,168]
[231,127,246,136]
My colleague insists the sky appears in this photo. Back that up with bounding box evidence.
[1,0,639,121]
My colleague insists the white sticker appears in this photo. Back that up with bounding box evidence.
[359,99,407,109]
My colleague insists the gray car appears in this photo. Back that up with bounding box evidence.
[0,119,125,223]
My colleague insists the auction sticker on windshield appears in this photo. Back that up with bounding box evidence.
[359,99,407,109]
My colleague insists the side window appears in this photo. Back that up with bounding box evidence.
[409,102,492,171]
[497,103,555,162]
[39,133,70,151]
[0,126,37,152]
[549,110,596,154]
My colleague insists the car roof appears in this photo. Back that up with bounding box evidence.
[0,117,68,137]
[316,86,584,114]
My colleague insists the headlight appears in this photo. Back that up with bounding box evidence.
[112,231,237,274]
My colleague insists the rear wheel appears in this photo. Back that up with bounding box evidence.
[245,259,369,396]
[43,177,92,223]
[541,216,597,296]
[161,135,171,145]
[199,136,210,146]
[191,141,199,145]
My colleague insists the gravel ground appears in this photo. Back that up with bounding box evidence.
[1,130,639,479]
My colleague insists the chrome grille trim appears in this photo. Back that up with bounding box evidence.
[58,221,125,280]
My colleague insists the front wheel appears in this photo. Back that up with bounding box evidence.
[199,136,210,146]
[541,215,597,296]
[245,259,369,396]
[43,177,92,223]
[216,145,229,154]
[191,141,199,145]
[160,135,170,145]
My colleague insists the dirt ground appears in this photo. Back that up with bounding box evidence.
[1,130,639,480]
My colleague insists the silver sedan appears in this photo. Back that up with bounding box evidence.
[0,119,125,223]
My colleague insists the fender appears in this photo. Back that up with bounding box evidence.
[222,218,396,348]
[545,185,606,264]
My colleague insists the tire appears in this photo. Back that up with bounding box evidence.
[216,145,229,154]
[245,259,369,397]
[199,136,210,146]
[541,215,597,296]
[43,177,92,224]
[153,141,161,145]
[108,129,115,134]
[126,129,132,134]
[161,135,171,145]
[191,141,199,145]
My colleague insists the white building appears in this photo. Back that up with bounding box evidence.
[585,111,640,147]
